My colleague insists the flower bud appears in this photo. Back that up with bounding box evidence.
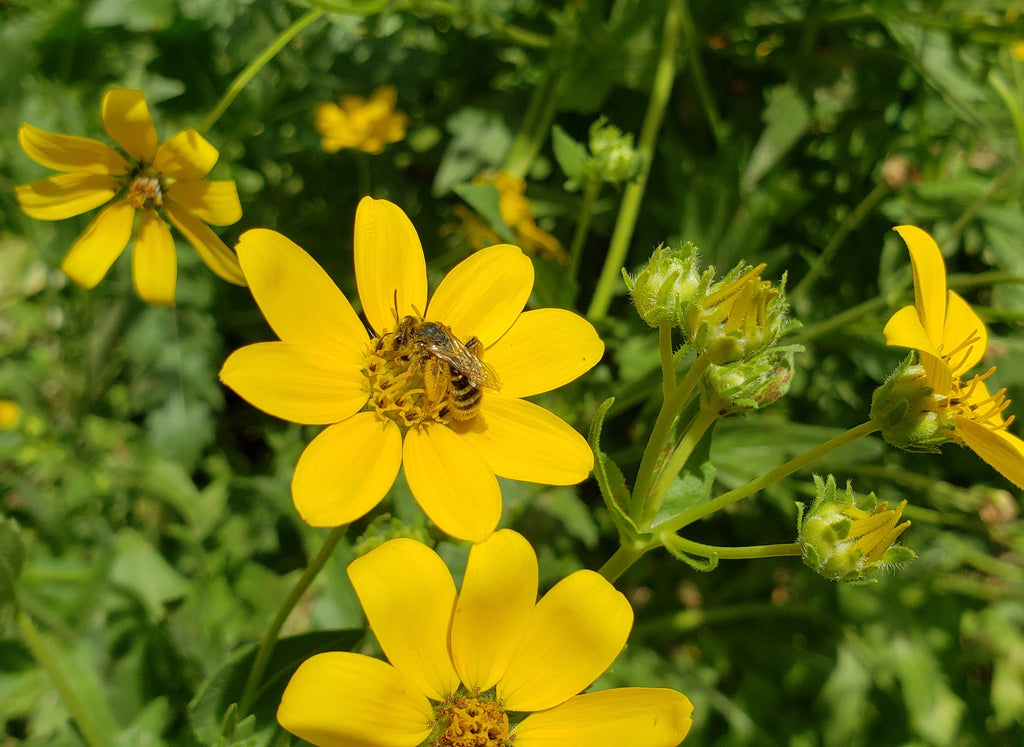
[701,348,797,414]
[683,261,792,364]
[797,475,915,583]
[585,118,642,185]
[870,356,955,452]
[622,243,701,327]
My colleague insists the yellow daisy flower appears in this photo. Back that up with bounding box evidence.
[278,529,694,747]
[219,197,603,542]
[15,89,244,306]
[314,85,409,155]
[883,225,1024,488]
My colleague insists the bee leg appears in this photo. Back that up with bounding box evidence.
[465,337,484,356]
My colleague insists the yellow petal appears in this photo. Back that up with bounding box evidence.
[354,197,428,336]
[16,173,121,220]
[101,89,158,163]
[426,244,533,348]
[277,652,433,747]
[883,305,953,395]
[348,538,460,702]
[154,128,218,180]
[61,200,135,289]
[291,412,402,526]
[514,688,693,747]
[220,342,368,425]
[498,570,633,712]
[163,202,245,285]
[132,208,176,306]
[450,530,538,692]
[456,396,593,485]
[485,309,603,398]
[18,123,128,175]
[232,228,369,366]
[894,225,946,344]
[165,180,241,226]
[943,291,987,375]
[955,417,1024,490]
[403,425,501,543]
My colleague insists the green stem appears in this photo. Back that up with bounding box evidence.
[662,420,880,533]
[641,402,719,527]
[677,0,724,146]
[199,8,325,134]
[659,323,676,397]
[504,64,565,178]
[598,542,651,583]
[791,181,891,304]
[666,535,802,560]
[18,610,117,747]
[629,354,711,520]
[567,178,602,287]
[586,0,683,322]
[405,0,551,48]
[236,525,346,718]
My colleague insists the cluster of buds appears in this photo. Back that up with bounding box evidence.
[797,475,915,583]
[558,118,643,192]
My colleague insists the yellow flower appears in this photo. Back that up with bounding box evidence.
[883,225,1024,488]
[474,171,567,263]
[0,400,20,430]
[220,197,603,542]
[278,529,694,747]
[314,85,409,155]
[15,89,244,306]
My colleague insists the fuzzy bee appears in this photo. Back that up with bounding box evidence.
[386,315,501,421]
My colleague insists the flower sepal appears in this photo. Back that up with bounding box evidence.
[797,475,914,584]
[870,355,955,453]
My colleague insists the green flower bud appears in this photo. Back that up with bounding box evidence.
[622,243,701,327]
[585,118,642,185]
[870,356,955,452]
[702,348,797,414]
[683,261,793,365]
[797,475,915,583]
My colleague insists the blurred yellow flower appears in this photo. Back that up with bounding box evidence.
[220,197,603,542]
[278,529,694,747]
[883,225,1024,488]
[15,88,244,306]
[1012,41,1024,62]
[473,170,567,263]
[0,400,20,430]
[314,85,409,155]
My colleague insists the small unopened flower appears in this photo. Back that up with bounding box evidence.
[798,475,914,583]
[683,260,792,364]
[702,348,796,414]
[278,530,694,747]
[472,170,566,263]
[314,85,409,155]
[880,225,1024,488]
[15,89,244,305]
[622,243,701,328]
[220,197,603,542]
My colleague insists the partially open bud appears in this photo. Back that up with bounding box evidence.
[797,475,915,583]
[701,348,797,414]
[622,243,701,327]
[683,261,792,364]
[870,356,955,452]
[586,118,642,185]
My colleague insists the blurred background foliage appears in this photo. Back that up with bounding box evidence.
[1,0,1024,744]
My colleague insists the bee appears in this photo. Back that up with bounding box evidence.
[387,315,501,421]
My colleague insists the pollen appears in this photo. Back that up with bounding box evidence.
[433,696,510,747]
[126,176,164,210]
[364,332,450,428]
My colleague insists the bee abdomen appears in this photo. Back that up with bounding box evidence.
[445,369,483,419]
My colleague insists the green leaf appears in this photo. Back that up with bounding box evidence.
[587,398,637,538]
[452,182,517,243]
[110,529,190,622]
[0,516,25,607]
[188,630,363,746]
[742,83,810,189]
[551,125,589,186]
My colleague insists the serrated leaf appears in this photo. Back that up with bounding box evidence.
[587,398,637,538]
[551,125,589,185]
[742,83,810,189]
[110,529,189,622]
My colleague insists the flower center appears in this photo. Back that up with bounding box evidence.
[364,318,493,428]
[126,175,164,210]
[432,696,510,747]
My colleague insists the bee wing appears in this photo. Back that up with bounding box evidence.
[428,337,502,391]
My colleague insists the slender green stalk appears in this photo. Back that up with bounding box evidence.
[791,181,890,303]
[662,420,880,533]
[405,0,551,48]
[641,402,719,526]
[504,64,566,178]
[677,0,724,146]
[567,178,602,286]
[629,354,711,520]
[666,535,802,560]
[199,9,325,134]
[18,610,117,747]
[946,161,1023,245]
[236,525,346,719]
[599,542,650,583]
[658,323,676,397]
[587,0,684,322]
